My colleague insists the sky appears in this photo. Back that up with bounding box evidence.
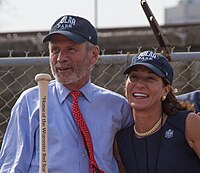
[0,0,180,33]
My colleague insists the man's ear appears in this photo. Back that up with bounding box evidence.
[91,46,99,65]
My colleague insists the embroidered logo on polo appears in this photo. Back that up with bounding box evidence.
[165,129,174,139]
[136,51,158,61]
[57,16,76,29]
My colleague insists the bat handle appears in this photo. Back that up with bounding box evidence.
[35,73,51,173]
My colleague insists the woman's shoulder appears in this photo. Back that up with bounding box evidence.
[185,112,200,158]
[185,112,200,133]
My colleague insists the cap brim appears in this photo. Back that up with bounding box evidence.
[123,63,165,77]
[43,31,86,43]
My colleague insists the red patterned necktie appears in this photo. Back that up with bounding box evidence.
[70,91,105,173]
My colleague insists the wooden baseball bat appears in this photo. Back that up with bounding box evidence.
[140,0,172,61]
[35,73,51,173]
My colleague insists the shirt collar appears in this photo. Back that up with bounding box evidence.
[56,80,93,104]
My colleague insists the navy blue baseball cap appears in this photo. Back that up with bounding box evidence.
[43,15,98,45]
[123,51,173,84]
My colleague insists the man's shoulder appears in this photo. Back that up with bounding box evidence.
[177,90,200,112]
[177,90,200,98]
[92,83,126,99]
[20,80,56,97]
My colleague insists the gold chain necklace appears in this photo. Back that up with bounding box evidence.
[133,116,162,137]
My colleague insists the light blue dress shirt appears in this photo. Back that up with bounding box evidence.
[0,80,132,173]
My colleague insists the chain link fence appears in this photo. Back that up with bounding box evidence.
[0,51,200,147]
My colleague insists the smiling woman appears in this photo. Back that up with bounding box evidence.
[115,50,200,173]
[125,65,168,111]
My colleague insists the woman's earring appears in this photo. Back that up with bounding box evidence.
[162,95,166,101]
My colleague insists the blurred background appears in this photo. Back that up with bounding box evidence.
[0,0,196,32]
[1,0,200,55]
